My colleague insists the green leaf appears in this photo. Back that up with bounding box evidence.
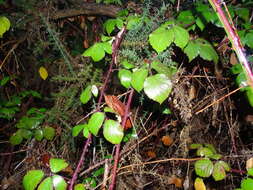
[34,129,44,141]
[121,60,134,69]
[92,167,104,177]
[151,61,177,77]
[212,162,226,181]
[144,74,172,104]
[172,25,189,49]
[23,170,44,190]
[149,27,174,53]
[118,69,132,88]
[82,43,105,62]
[103,119,124,144]
[42,126,55,140]
[18,129,33,139]
[88,112,105,136]
[246,87,253,107]
[199,42,219,64]
[131,68,148,92]
[74,184,86,190]
[126,15,140,30]
[52,175,67,190]
[177,10,195,26]
[197,147,214,157]
[72,124,85,137]
[102,42,112,54]
[10,131,23,145]
[0,16,11,37]
[194,158,213,178]
[236,8,249,22]
[231,64,243,74]
[209,154,222,160]
[247,168,253,176]
[189,143,203,149]
[38,177,53,190]
[80,85,92,104]
[184,40,200,62]
[196,17,205,31]
[104,19,117,35]
[241,178,253,190]
[91,85,98,97]
[82,124,90,138]
[0,76,10,86]
[244,32,253,48]
[49,158,69,173]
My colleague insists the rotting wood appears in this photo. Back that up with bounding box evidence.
[51,2,122,20]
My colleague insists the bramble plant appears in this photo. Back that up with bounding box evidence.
[190,143,230,188]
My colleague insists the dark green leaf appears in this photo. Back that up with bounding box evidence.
[18,129,33,139]
[23,170,44,190]
[34,129,44,141]
[42,126,55,140]
[10,131,23,145]
[0,76,10,86]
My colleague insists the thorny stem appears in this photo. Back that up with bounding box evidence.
[109,89,134,190]
[208,0,253,88]
[68,27,126,190]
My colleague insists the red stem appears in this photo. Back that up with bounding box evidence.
[109,89,134,190]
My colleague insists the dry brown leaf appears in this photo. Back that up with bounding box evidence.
[230,52,238,65]
[146,150,156,158]
[246,157,253,170]
[168,176,183,188]
[194,177,206,190]
[161,135,173,146]
[104,95,126,116]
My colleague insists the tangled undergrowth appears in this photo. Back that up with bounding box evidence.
[1,0,253,190]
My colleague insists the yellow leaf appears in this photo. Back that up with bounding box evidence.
[194,178,206,190]
[39,66,48,80]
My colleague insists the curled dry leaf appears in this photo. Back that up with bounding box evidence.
[161,135,173,146]
[146,150,156,159]
[168,175,183,188]
[104,95,133,130]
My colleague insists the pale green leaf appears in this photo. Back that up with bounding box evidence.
[131,68,148,92]
[172,25,189,49]
[149,27,174,53]
[118,69,132,88]
[0,16,10,37]
[144,74,172,104]
[102,42,112,54]
[194,177,206,190]
[197,147,214,157]
[49,158,69,173]
[199,42,219,64]
[52,175,67,190]
[88,112,105,136]
[80,85,92,104]
[23,170,44,190]
[83,124,90,138]
[121,60,134,69]
[195,158,213,178]
[151,61,177,77]
[103,120,124,144]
